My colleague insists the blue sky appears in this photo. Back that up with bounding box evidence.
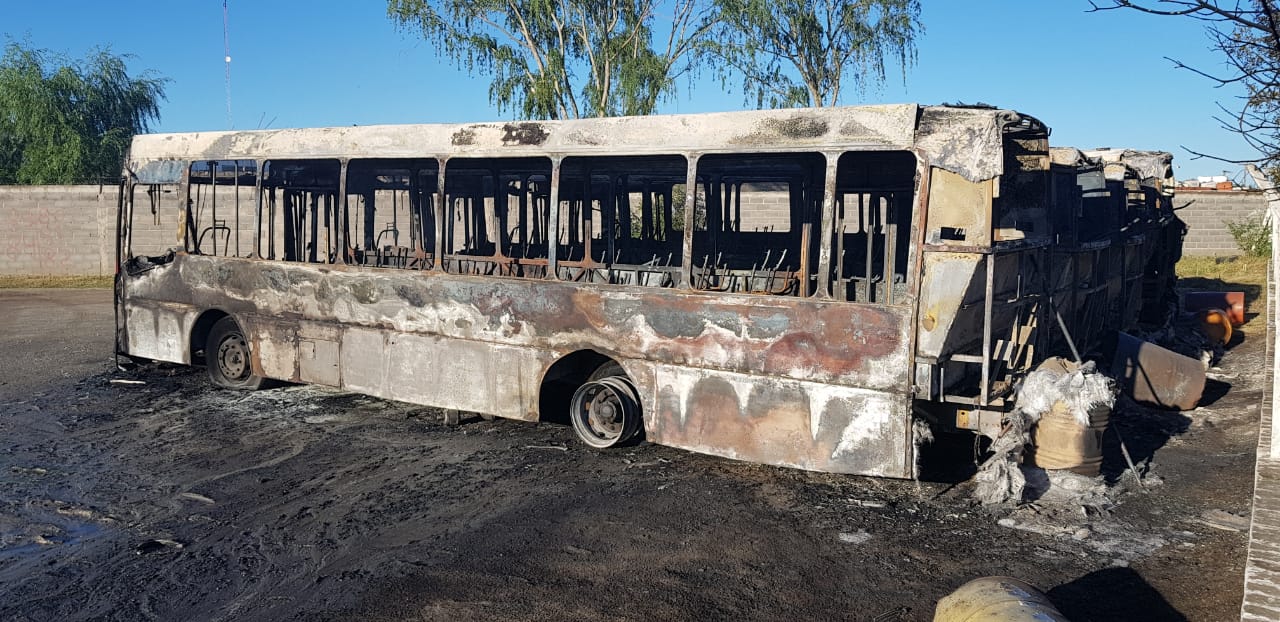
[4,1,1257,180]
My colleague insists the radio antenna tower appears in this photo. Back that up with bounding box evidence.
[223,0,233,129]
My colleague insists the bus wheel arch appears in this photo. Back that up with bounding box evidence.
[539,350,643,448]
[190,309,232,365]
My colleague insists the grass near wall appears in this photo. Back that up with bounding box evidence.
[1177,255,1267,288]
[0,275,113,289]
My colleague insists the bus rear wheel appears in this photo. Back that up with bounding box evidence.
[570,371,642,449]
[206,316,267,390]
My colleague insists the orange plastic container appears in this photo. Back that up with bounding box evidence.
[1184,291,1245,326]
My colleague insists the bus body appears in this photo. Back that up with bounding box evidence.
[115,104,1181,479]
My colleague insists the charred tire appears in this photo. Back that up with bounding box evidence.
[205,316,267,390]
[569,364,642,449]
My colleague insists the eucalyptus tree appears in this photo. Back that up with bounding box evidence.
[388,0,711,119]
[708,0,922,108]
[0,43,166,184]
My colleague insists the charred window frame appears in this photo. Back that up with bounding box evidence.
[258,159,342,263]
[690,152,823,296]
[186,160,257,257]
[121,176,183,278]
[345,159,439,269]
[994,118,1050,243]
[441,157,553,278]
[123,181,181,261]
[555,155,687,287]
[830,151,916,305]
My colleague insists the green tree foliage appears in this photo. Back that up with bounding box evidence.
[708,0,921,108]
[388,0,710,119]
[1090,2,1280,168]
[0,43,166,184]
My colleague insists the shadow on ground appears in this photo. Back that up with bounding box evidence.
[1049,567,1187,621]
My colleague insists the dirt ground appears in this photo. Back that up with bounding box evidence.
[0,288,1260,621]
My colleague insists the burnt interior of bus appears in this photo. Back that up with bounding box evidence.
[165,151,922,305]
[833,151,916,304]
[691,152,822,296]
[346,159,438,270]
[557,155,687,286]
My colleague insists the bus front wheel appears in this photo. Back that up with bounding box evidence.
[206,316,267,390]
[570,371,642,449]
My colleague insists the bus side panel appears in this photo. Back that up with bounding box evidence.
[379,334,541,420]
[245,316,299,381]
[140,254,912,392]
[244,319,546,421]
[123,255,915,474]
[648,365,912,478]
[123,298,194,365]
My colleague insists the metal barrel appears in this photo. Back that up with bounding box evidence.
[1025,357,1109,476]
[1110,331,1206,411]
[1029,400,1108,476]
[934,577,1070,622]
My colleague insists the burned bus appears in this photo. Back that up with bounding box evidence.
[114,104,1183,479]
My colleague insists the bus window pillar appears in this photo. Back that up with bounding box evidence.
[679,154,698,289]
[337,159,349,264]
[548,157,562,279]
[432,160,446,272]
[816,153,839,298]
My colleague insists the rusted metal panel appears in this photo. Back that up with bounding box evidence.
[248,318,299,381]
[649,365,912,477]
[914,107,1023,183]
[297,321,341,386]
[126,254,912,391]
[121,252,914,475]
[916,252,985,359]
[1083,148,1174,187]
[924,168,993,248]
[1111,331,1206,410]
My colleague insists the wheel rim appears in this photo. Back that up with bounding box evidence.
[571,376,641,448]
[216,332,251,382]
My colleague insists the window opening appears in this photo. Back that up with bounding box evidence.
[443,157,552,278]
[691,153,823,296]
[346,159,438,269]
[557,155,687,287]
[259,159,341,263]
[122,182,182,275]
[831,151,916,304]
[187,160,256,257]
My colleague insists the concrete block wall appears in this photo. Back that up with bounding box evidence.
[0,185,115,275]
[1177,189,1268,256]
[737,191,792,232]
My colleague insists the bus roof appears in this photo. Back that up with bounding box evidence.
[127,104,1040,184]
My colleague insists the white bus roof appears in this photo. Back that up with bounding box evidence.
[127,104,1038,184]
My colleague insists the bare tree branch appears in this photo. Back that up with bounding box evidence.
[1092,1,1280,171]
